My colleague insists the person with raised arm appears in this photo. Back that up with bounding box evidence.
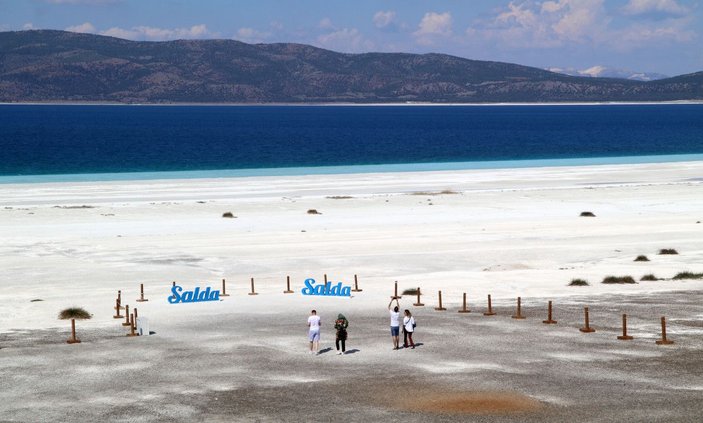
[388,298,401,350]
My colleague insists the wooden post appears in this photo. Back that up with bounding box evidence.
[122,305,131,326]
[655,316,674,345]
[351,274,363,292]
[172,281,176,287]
[617,314,633,340]
[511,297,526,319]
[115,290,124,310]
[133,307,138,320]
[127,313,138,337]
[413,287,424,306]
[66,318,81,344]
[136,283,148,302]
[391,281,400,299]
[434,290,447,311]
[113,298,123,319]
[579,307,595,333]
[458,292,470,313]
[284,275,294,293]
[483,294,496,316]
[542,301,557,324]
[248,277,258,295]
[324,274,328,284]
[220,278,230,297]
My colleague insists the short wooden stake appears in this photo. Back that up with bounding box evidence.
[122,305,131,326]
[579,307,595,333]
[413,287,424,306]
[66,318,81,344]
[542,301,557,324]
[136,283,148,302]
[113,298,123,319]
[133,307,138,320]
[434,290,447,311]
[351,274,362,292]
[655,316,674,345]
[617,314,633,340]
[220,278,230,297]
[115,290,124,310]
[483,294,496,316]
[458,292,470,313]
[512,297,526,319]
[172,281,176,287]
[127,313,138,337]
[284,275,294,293]
[248,277,258,295]
[391,281,400,299]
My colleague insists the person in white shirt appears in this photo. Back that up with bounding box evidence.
[403,309,415,349]
[388,298,401,350]
[307,309,321,354]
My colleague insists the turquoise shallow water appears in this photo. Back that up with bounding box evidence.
[2,153,702,184]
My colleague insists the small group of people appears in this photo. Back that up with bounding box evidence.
[306,300,418,355]
[388,298,415,349]
[307,309,348,355]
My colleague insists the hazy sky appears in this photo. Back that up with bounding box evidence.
[1,0,701,76]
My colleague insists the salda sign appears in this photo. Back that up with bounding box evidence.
[168,284,220,304]
[301,278,351,297]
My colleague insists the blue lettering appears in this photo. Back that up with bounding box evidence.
[302,278,316,295]
[300,278,352,297]
[168,284,221,304]
[168,285,182,304]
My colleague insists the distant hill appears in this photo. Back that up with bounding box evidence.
[547,66,669,82]
[1,30,702,103]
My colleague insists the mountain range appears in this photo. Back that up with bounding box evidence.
[1,30,701,103]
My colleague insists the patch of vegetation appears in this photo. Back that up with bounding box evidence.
[658,248,678,255]
[30,299,44,302]
[634,255,650,262]
[672,271,703,280]
[402,288,419,295]
[580,211,596,217]
[53,205,95,209]
[222,212,236,218]
[307,209,321,215]
[58,307,92,320]
[602,275,637,284]
[326,196,353,199]
[568,279,589,286]
[409,190,459,196]
[640,274,659,281]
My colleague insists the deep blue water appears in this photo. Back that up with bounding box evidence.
[1,104,702,182]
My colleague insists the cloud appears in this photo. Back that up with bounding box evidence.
[44,0,122,4]
[65,22,97,33]
[236,27,272,44]
[319,17,335,30]
[23,23,35,30]
[95,24,212,41]
[317,28,374,53]
[373,10,397,29]
[622,0,689,16]
[414,11,453,46]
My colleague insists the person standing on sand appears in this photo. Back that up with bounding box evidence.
[308,309,321,355]
[334,313,349,355]
[403,309,416,349]
[388,298,401,350]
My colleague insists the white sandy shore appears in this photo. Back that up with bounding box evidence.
[1,161,702,334]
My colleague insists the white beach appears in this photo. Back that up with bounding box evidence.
[1,161,702,422]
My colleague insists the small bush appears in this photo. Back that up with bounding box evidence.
[58,307,92,320]
[634,255,649,262]
[222,212,236,218]
[658,249,678,255]
[326,196,353,199]
[672,271,703,280]
[640,274,659,281]
[602,276,636,284]
[307,209,321,215]
[580,211,596,217]
[402,288,419,295]
[568,279,589,286]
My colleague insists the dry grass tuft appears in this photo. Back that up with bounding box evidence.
[402,288,419,295]
[307,209,321,215]
[580,211,596,217]
[634,255,649,262]
[58,307,92,320]
[602,275,636,284]
[640,274,659,281]
[672,271,703,280]
[568,279,589,286]
[222,212,236,218]
[658,248,678,255]
[326,196,353,199]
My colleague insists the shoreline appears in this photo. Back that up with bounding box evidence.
[2,154,703,185]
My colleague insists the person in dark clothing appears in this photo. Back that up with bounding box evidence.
[334,313,349,355]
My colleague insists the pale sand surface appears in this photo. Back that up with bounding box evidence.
[1,162,702,422]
